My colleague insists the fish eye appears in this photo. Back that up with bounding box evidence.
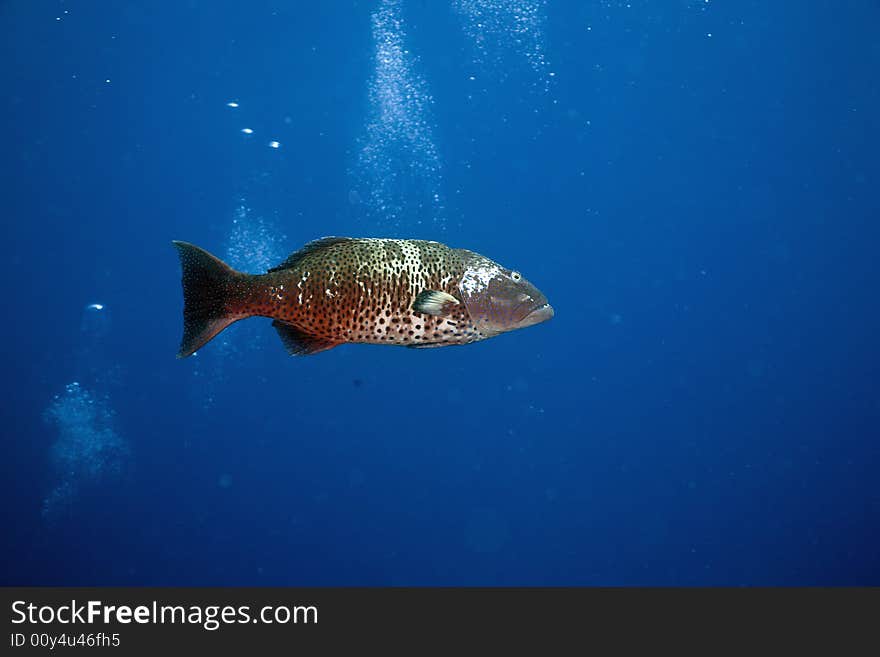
[510,271,522,281]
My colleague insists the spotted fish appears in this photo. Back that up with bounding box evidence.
[172,237,553,358]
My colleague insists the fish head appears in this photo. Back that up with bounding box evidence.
[456,250,554,337]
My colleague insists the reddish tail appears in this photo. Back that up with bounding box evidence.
[172,241,245,358]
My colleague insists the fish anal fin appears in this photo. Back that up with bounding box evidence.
[272,320,339,356]
[268,237,354,273]
[413,290,460,317]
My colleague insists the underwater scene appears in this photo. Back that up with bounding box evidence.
[2,0,878,585]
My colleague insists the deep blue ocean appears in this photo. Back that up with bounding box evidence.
[2,1,878,586]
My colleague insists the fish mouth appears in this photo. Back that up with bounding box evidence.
[519,302,554,327]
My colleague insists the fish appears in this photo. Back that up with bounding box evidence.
[172,236,553,358]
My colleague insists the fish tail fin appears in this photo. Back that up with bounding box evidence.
[172,240,244,358]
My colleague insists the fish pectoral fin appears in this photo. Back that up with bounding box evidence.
[413,290,460,317]
[272,320,339,356]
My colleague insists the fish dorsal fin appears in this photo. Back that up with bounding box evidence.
[272,320,339,356]
[267,236,354,273]
[413,290,460,317]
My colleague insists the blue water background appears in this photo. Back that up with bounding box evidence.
[1,1,878,585]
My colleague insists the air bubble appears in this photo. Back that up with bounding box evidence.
[354,0,445,230]
[81,303,110,340]
[452,0,552,91]
[41,382,129,523]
